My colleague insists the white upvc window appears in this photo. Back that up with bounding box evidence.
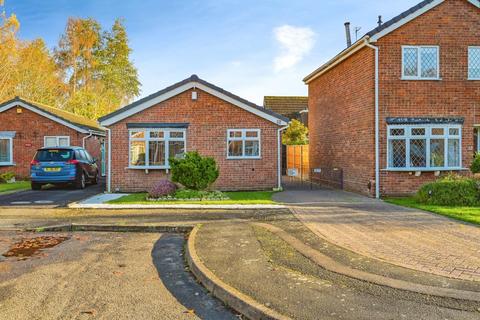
[468,46,480,80]
[128,129,186,169]
[227,129,261,159]
[44,136,70,147]
[402,46,440,80]
[0,136,13,166]
[387,124,462,171]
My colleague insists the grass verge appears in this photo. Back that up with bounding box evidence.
[0,181,30,193]
[385,197,480,226]
[107,191,278,205]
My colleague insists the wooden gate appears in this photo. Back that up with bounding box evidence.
[286,145,309,180]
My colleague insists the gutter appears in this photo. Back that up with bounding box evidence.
[277,125,290,190]
[364,39,380,199]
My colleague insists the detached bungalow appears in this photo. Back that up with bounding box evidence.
[99,75,289,193]
[0,97,106,179]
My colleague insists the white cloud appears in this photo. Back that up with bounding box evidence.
[273,25,316,72]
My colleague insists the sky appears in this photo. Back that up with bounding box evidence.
[5,0,421,105]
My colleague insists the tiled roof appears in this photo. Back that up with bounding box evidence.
[263,96,308,118]
[0,97,104,133]
[99,75,290,124]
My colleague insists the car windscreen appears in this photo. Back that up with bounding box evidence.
[34,149,74,162]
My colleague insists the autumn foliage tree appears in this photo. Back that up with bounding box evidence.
[55,17,140,118]
[282,119,309,145]
[0,1,140,119]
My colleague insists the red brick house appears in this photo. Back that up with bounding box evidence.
[98,75,289,192]
[304,0,480,197]
[0,97,106,179]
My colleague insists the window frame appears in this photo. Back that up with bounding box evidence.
[226,129,261,160]
[468,46,480,80]
[128,128,187,169]
[0,136,13,166]
[386,124,462,171]
[44,136,70,147]
[401,45,440,80]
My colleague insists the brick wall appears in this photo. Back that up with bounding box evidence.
[308,0,480,197]
[377,0,480,195]
[0,105,103,179]
[107,88,280,192]
[308,47,376,195]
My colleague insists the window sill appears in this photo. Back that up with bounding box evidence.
[468,78,480,81]
[400,77,442,81]
[382,167,467,172]
[127,166,170,170]
[227,157,262,160]
[0,162,15,167]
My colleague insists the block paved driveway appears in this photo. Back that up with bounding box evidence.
[274,188,480,282]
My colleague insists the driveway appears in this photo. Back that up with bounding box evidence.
[0,179,105,207]
[274,189,480,282]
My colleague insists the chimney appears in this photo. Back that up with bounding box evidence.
[344,22,352,47]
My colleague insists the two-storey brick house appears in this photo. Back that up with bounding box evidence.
[304,0,480,197]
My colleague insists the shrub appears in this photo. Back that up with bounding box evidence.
[416,175,479,206]
[0,172,15,183]
[147,180,177,199]
[471,152,480,174]
[170,151,219,190]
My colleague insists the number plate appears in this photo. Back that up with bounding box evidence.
[44,167,61,172]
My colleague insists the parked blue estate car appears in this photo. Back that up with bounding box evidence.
[30,146,99,190]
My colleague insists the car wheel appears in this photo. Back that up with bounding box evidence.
[92,171,99,185]
[31,182,42,190]
[76,172,86,189]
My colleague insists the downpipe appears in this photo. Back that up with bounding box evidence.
[277,125,289,190]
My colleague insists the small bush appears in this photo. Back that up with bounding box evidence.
[147,180,177,199]
[416,175,479,206]
[170,151,219,190]
[0,172,15,183]
[471,152,480,174]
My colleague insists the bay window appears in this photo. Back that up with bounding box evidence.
[402,46,439,79]
[129,129,186,168]
[387,125,461,170]
[227,129,261,159]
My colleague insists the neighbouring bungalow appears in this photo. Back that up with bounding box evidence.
[304,0,480,197]
[263,96,308,126]
[0,97,106,179]
[98,75,289,193]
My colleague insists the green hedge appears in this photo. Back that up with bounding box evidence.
[416,176,479,206]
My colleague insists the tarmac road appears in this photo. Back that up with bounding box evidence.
[0,231,236,320]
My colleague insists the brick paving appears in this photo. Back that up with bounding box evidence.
[278,190,480,282]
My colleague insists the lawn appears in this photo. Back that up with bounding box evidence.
[385,197,480,226]
[0,181,30,193]
[107,191,278,205]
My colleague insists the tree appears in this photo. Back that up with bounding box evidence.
[0,1,64,105]
[98,19,140,106]
[282,119,308,145]
[55,17,102,95]
[55,17,140,118]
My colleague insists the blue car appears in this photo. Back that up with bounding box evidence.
[30,147,99,190]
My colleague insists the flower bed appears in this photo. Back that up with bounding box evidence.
[147,189,229,202]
